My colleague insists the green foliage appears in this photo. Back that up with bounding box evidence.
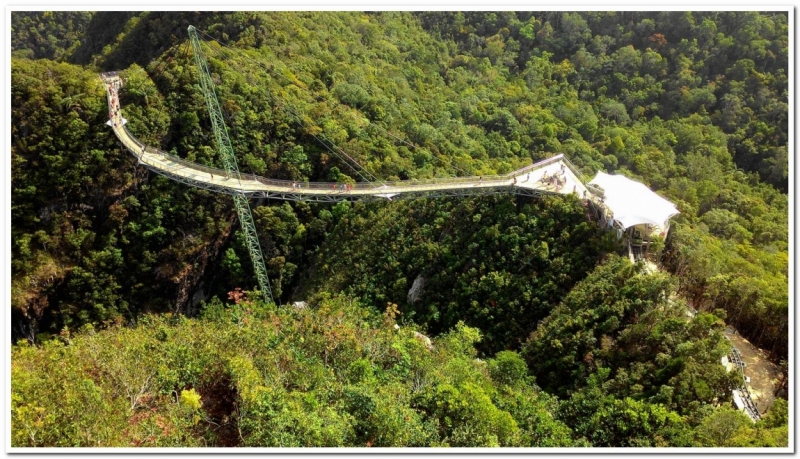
[12,295,578,447]
[488,351,529,387]
[694,406,752,446]
[694,401,788,447]
[664,222,788,358]
[523,255,739,438]
[561,385,693,447]
[179,389,202,411]
[307,194,614,354]
[11,12,92,60]
[10,55,245,335]
[759,398,788,429]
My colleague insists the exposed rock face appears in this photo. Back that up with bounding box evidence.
[413,331,433,350]
[407,273,425,305]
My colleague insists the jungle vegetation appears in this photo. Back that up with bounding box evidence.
[10,11,788,447]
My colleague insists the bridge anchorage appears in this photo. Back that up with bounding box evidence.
[101,25,677,305]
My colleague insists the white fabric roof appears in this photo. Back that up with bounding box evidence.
[589,171,679,230]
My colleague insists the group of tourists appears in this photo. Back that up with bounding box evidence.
[541,169,567,191]
[330,183,353,193]
[107,79,121,127]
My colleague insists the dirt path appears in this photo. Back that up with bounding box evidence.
[724,327,780,415]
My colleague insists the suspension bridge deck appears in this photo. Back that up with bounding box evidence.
[102,73,597,203]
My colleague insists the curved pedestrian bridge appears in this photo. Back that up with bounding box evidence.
[102,73,598,203]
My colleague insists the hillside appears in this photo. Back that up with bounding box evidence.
[10,11,789,448]
[11,263,789,447]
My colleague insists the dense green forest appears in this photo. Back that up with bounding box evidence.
[11,11,788,447]
[10,267,789,447]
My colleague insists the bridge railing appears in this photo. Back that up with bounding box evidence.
[249,173,513,191]
[514,154,565,176]
[143,152,568,192]
[146,147,228,175]
[366,174,508,189]
[131,140,567,192]
[121,125,145,156]
[560,155,605,197]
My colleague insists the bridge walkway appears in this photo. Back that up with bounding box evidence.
[102,74,596,203]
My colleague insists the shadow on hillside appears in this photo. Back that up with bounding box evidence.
[70,12,137,66]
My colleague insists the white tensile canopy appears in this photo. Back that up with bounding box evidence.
[589,171,679,230]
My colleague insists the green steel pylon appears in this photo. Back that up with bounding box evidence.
[187,25,274,304]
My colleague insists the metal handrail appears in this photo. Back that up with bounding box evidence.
[560,155,604,197]
[122,125,144,152]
